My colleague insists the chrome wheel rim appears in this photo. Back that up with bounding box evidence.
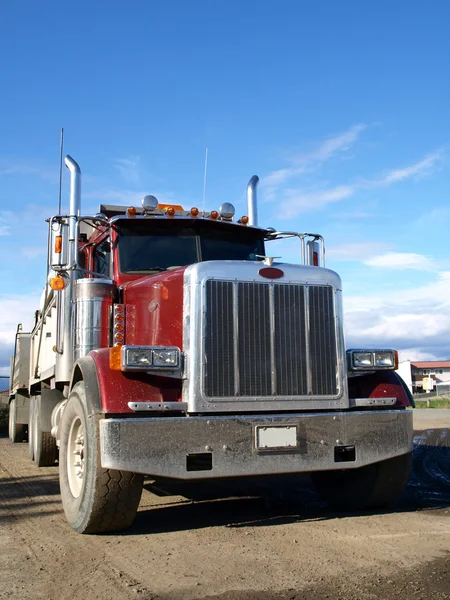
[67,416,85,498]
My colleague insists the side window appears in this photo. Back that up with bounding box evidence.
[93,241,111,276]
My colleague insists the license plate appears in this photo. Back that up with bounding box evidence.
[255,425,298,450]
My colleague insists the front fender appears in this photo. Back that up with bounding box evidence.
[72,349,182,414]
[348,370,414,408]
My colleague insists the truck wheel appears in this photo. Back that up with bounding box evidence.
[33,396,58,467]
[9,398,25,443]
[311,452,412,511]
[28,397,35,460]
[59,382,143,534]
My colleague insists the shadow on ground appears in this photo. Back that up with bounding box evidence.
[127,427,450,536]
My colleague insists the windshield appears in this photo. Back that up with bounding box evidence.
[118,220,265,273]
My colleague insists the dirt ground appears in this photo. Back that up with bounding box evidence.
[0,409,449,600]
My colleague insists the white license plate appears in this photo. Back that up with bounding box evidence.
[255,425,298,450]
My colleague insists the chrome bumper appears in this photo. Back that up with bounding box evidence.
[99,410,413,479]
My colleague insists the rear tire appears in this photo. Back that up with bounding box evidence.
[311,452,412,511]
[59,382,143,534]
[9,398,25,443]
[33,396,58,467]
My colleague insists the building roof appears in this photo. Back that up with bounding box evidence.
[411,361,450,368]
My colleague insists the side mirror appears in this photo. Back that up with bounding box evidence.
[50,218,69,270]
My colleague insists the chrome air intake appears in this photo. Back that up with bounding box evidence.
[74,279,114,361]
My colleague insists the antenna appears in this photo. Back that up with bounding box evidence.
[202,147,208,213]
[58,128,64,215]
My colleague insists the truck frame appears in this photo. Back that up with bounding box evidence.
[8,155,413,533]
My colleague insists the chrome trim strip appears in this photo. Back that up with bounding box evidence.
[128,402,187,412]
[304,284,312,395]
[350,397,397,407]
[233,282,240,396]
[268,283,276,395]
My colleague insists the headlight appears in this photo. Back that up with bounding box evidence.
[126,348,153,367]
[347,349,397,371]
[153,349,179,367]
[352,352,374,368]
[122,346,181,371]
[374,351,395,367]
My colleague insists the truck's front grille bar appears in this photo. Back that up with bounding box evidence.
[204,280,338,399]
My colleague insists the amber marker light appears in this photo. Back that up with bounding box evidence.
[50,276,65,291]
[115,332,124,342]
[190,207,199,217]
[240,215,249,225]
[109,345,122,370]
[127,206,137,218]
[55,235,62,254]
[210,210,219,220]
[166,206,176,217]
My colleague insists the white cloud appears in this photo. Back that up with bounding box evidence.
[0,293,41,369]
[114,156,140,185]
[85,188,177,208]
[378,151,443,184]
[398,348,441,362]
[344,270,450,358]
[277,149,444,217]
[364,252,436,271]
[20,246,47,259]
[327,242,391,261]
[0,159,58,183]
[263,124,367,197]
[282,185,355,216]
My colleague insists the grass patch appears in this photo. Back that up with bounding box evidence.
[414,396,450,409]
[0,404,8,434]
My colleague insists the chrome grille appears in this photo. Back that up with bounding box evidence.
[204,280,338,398]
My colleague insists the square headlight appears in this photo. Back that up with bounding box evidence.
[374,351,395,367]
[126,348,153,367]
[352,352,374,368]
[153,349,179,368]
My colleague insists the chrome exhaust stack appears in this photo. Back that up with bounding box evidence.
[247,175,259,226]
[55,156,82,383]
[65,155,81,257]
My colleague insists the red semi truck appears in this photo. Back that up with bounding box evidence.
[8,155,413,533]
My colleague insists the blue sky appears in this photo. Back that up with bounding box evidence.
[0,0,449,373]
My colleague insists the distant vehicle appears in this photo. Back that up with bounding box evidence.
[8,155,413,533]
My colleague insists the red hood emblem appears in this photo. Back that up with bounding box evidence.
[259,267,284,279]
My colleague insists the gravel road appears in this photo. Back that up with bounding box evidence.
[1,409,449,600]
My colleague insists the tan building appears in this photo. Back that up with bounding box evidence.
[397,360,450,394]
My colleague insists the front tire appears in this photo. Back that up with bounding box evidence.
[9,398,25,443]
[59,382,143,534]
[311,452,412,511]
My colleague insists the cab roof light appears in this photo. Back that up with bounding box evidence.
[190,207,199,217]
[219,203,235,220]
[127,206,137,218]
[142,195,159,212]
[166,206,176,217]
[239,215,249,225]
[210,210,219,220]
